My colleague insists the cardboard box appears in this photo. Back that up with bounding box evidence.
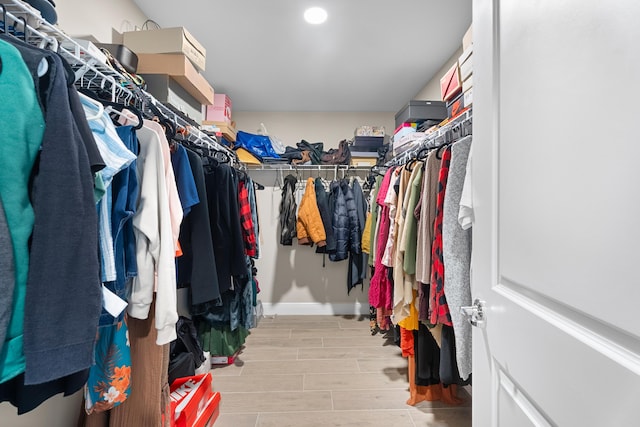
[395,101,447,128]
[142,74,204,123]
[191,392,221,427]
[353,136,384,150]
[464,87,473,106]
[202,120,237,142]
[355,126,385,137]
[459,55,473,81]
[463,24,473,50]
[446,91,465,118]
[169,373,215,427]
[123,27,206,72]
[137,54,214,105]
[462,75,473,93]
[205,94,232,124]
[394,123,418,142]
[351,157,378,167]
[393,133,424,156]
[440,63,462,102]
[458,45,473,67]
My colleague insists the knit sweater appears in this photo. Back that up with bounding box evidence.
[442,136,473,381]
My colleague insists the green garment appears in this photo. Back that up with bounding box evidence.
[368,175,383,267]
[198,324,250,357]
[402,164,424,274]
[0,40,46,382]
[94,172,106,203]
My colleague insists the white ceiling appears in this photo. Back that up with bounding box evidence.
[132,0,472,112]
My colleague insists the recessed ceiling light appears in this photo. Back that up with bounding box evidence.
[304,7,328,25]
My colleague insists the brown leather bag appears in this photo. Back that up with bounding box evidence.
[320,140,352,165]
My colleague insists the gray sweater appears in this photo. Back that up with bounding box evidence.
[442,136,473,381]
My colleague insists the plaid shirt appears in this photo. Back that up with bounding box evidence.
[238,180,257,257]
[429,146,452,326]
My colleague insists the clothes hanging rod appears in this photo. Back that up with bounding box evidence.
[246,164,373,171]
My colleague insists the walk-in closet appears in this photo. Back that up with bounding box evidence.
[0,0,638,426]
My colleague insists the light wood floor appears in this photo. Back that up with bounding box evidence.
[212,314,472,427]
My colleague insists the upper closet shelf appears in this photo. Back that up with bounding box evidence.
[247,164,373,172]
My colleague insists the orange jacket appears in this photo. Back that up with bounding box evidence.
[297,178,327,247]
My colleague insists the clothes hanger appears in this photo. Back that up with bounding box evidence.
[79,88,144,130]
[144,100,176,141]
[416,145,432,160]
[104,105,144,130]
[78,91,105,121]
[436,143,450,159]
[369,165,386,177]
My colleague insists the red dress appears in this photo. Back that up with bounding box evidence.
[369,168,394,311]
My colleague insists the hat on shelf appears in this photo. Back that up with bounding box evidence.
[24,0,57,25]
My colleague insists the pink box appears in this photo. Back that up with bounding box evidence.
[205,94,232,123]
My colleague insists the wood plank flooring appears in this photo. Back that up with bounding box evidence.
[212,315,472,427]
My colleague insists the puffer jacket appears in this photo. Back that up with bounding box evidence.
[330,180,348,261]
[314,177,336,254]
[330,179,360,261]
[348,179,367,293]
[297,178,326,247]
[279,174,297,245]
[342,179,361,254]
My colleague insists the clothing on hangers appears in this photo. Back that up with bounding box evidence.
[279,174,298,246]
[442,136,473,381]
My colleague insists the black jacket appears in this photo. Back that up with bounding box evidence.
[329,179,361,261]
[279,174,297,245]
[297,140,324,165]
[342,180,361,255]
[348,179,367,293]
[205,164,247,294]
[329,181,347,261]
[178,149,220,309]
[314,177,335,254]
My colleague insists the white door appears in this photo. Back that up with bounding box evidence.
[471,0,640,425]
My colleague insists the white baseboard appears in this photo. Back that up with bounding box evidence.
[260,302,368,316]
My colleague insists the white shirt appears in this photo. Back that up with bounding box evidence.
[129,120,179,345]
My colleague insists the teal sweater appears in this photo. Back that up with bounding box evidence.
[0,40,45,382]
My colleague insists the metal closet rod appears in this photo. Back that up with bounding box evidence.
[141,90,236,160]
[247,164,372,171]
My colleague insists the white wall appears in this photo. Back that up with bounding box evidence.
[234,111,395,150]
[55,0,149,42]
[414,46,464,101]
[234,111,393,314]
